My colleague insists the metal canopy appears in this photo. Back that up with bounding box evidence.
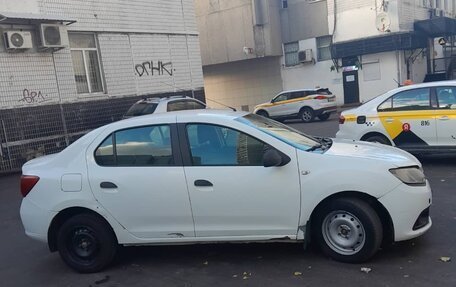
[331,32,428,59]
[414,17,456,37]
[0,12,76,25]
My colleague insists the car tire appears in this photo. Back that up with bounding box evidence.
[256,110,269,118]
[313,197,383,263]
[364,135,391,145]
[318,113,331,121]
[299,107,314,123]
[57,213,118,273]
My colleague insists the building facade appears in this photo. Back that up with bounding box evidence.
[196,0,456,108]
[0,0,204,172]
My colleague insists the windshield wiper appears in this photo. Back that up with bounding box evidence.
[306,144,323,152]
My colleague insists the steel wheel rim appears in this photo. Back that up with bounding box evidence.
[67,226,100,262]
[302,111,312,121]
[322,210,366,255]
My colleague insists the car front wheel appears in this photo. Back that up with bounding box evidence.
[313,197,383,263]
[57,213,118,273]
[299,107,314,123]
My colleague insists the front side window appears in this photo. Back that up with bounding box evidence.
[436,87,456,109]
[186,124,265,166]
[284,42,299,67]
[378,88,431,112]
[317,36,332,61]
[273,93,289,103]
[95,125,173,167]
[69,33,104,94]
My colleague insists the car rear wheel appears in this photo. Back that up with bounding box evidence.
[256,110,269,118]
[313,197,383,263]
[318,113,331,121]
[364,135,391,145]
[299,107,314,123]
[57,213,117,273]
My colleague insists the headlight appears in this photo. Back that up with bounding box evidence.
[389,166,426,186]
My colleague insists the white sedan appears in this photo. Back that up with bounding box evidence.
[20,110,432,273]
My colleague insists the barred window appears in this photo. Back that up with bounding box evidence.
[317,36,332,62]
[69,33,104,94]
[284,42,299,67]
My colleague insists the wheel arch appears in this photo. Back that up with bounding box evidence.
[360,132,393,145]
[48,207,118,252]
[255,109,269,116]
[307,191,394,246]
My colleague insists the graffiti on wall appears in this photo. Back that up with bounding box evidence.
[135,61,174,77]
[19,89,49,104]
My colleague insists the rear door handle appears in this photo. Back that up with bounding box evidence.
[194,180,213,187]
[100,182,118,189]
[438,116,449,121]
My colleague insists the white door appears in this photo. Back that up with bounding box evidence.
[435,86,456,146]
[87,124,194,239]
[182,123,301,238]
[268,93,291,117]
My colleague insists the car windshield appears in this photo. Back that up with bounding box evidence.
[125,102,158,117]
[237,114,324,151]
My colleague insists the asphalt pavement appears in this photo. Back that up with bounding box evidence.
[0,114,455,287]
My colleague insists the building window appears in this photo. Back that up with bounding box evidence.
[317,36,332,61]
[284,42,299,67]
[281,0,288,9]
[69,33,104,94]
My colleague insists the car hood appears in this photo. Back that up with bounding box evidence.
[325,139,420,167]
[255,102,273,109]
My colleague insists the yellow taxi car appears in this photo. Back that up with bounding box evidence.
[336,81,456,154]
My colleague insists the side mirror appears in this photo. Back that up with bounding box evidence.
[263,148,291,167]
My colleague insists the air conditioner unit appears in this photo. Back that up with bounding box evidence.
[298,49,313,63]
[39,24,69,48]
[3,31,33,50]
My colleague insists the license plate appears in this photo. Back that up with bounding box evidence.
[328,97,336,102]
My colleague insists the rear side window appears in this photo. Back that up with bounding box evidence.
[186,100,206,110]
[125,103,158,117]
[167,100,206,112]
[95,125,174,167]
[378,88,431,112]
[436,87,456,109]
[290,91,306,99]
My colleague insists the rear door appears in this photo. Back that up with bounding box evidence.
[435,86,456,146]
[377,87,437,147]
[87,124,195,239]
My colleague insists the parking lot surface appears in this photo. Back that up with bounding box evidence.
[1,115,455,287]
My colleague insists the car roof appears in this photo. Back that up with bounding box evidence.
[134,96,198,104]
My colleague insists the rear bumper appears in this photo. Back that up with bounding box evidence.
[315,106,337,116]
[20,198,56,243]
[378,182,432,242]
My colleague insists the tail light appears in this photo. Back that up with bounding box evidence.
[339,115,346,124]
[314,95,327,100]
[20,175,40,197]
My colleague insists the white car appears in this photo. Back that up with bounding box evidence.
[336,81,456,154]
[20,110,431,273]
[123,96,206,118]
[253,88,337,122]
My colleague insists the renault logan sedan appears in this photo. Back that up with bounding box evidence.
[20,110,432,273]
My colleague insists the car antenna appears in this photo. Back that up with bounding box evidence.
[205,98,237,111]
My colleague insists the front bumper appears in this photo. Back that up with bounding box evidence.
[378,181,432,242]
[20,198,56,243]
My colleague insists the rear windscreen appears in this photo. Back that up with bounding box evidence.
[125,103,158,117]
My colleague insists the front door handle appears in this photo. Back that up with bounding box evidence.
[100,182,118,189]
[194,180,213,187]
[438,116,450,121]
[385,118,394,123]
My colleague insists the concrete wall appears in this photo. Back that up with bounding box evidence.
[280,0,329,43]
[196,0,282,66]
[203,57,283,111]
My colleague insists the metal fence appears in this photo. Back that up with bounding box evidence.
[0,90,205,173]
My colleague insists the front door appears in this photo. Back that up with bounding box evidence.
[343,70,360,104]
[268,93,291,117]
[180,123,301,238]
[87,124,195,239]
[435,86,456,146]
[377,87,437,147]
